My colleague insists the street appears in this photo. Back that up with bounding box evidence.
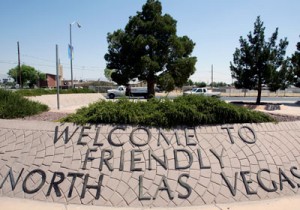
[222,96,300,103]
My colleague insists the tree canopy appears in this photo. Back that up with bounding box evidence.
[291,40,300,87]
[230,16,288,104]
[104,68,114,81]
[8,65,45,88]
[104,0,197,97]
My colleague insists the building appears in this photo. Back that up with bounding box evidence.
[39,65,63,88]
[39,73,57,88]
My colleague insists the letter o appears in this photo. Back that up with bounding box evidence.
[130,127,151,147]
[108,127,126,146]
[22,169,46,194]
[238,126,256,144]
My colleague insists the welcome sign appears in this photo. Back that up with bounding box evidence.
[0,120,300,207]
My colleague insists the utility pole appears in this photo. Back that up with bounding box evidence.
[17,41,21,88]
[211,64,213,89]
[56,45,60,110]
[69,21,81,89]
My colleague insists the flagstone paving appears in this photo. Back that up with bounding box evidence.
[0,120,300,207]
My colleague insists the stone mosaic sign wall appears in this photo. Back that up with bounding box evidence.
[0,119,300,207]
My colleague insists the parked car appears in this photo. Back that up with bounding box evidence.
[107,86,148,99]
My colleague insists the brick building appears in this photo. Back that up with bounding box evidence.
[39,74,57,88]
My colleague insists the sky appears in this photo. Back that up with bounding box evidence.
[0,0,299,84]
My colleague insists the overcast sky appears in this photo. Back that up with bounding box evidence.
[0,0,299,83]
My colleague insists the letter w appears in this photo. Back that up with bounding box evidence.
[54,126,71,145]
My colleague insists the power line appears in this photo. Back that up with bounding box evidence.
[5,52,106,71]
[0,60,104,72]
[21,54,54,63]
[0,60,18,64]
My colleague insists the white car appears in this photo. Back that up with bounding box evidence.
[183,88,220,97]
[107,86,148,99]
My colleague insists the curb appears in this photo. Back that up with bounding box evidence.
[1,195,300,210]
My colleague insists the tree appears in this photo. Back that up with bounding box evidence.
[158,73,175,92]
[268,60,292,92]
[186,79,194,86]
[194,81,207,87]
[230,16,288,104]
[104,68,114,81]
[291,39,300,87]
[8,65,45,88]
[210,81,228,87]
[104,0,197,97]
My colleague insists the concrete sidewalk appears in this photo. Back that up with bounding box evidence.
[239,101,300,116]
[27,93,106,113]
[28,93,300,116]
[1,194,300,210]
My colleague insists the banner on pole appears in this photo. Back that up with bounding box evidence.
[68,44,73,60]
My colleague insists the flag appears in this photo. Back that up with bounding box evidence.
[68,44,73,60]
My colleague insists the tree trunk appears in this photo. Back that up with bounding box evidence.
[147,79,155,99]
[256,78,262,104]
[256,87,262,104]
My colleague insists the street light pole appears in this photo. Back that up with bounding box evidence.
[69,24,73,88]
[69,21,81,88]
[17,41,21,88]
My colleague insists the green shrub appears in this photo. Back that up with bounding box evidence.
[16,88,95,97]
[0,89,49,118]
[62,95,275,127]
